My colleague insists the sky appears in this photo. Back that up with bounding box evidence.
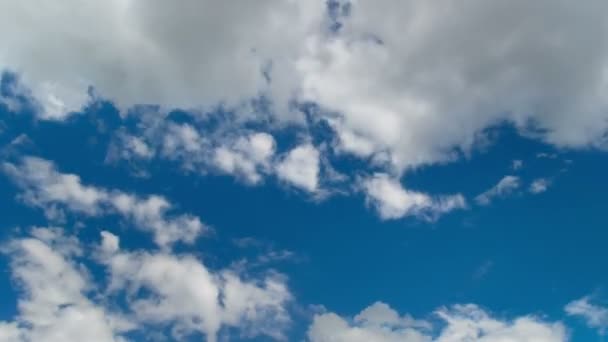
[1,1,608,341]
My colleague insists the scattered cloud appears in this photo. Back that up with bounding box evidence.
[3,1,608,174]
[362,173,466,220]
[231,237,299,267]
[213,132,276,184]
[0,228,134,342]
[3,156,207,248]
[565,296,608,335]
[529,178,551,194]
[308,302,567,342]
[475,176,520,205]
[537,153,559,159]
[98,231,292,342]
[106,131,154,162]
[0,227,293,342]
[275,144,320,192]
[512,160,524,171]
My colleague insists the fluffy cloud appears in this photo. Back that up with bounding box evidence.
[3,156,206,248]
[308,302,567,342]
[475,176,521,205]
[106,132,154,162]
[0,228,133,342]
[275,144,320,192]
[0,0,325,119]
[4,1,608,163]
[565,296,608,334]
[4,1,608,219]
[0,227,292,342]
[298,0,608,172]
[98,231,291,342]
[362,173,466,220]
[213,132,276,184]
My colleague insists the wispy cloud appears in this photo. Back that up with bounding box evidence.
[565,296,608,335]
[475,176,520,205]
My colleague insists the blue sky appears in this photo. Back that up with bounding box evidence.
[2,1,608,342]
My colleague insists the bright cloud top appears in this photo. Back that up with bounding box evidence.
[3,0,608,175]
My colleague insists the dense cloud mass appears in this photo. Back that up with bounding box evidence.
[2,0,608,218]
[0,0,324,120]
[3,1,608,168]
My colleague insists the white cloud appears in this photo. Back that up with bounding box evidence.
[565,296,608,334]
[108,119,281,185]
[362,173,466,220]
[3,156,206,248]
[297,0,608,172]
[0,227,293,342]
[5,1,608,218]
[112,133,154,160]
[0,228,133,342]
[475,175,520,205]
[275,144,320,192]
[0,0,325,120]
[4,1,608,166]
[98,231,292,342]
[161,122,205,157]
[529,178,550,194]
[111,193,204,248]
[327,118,378,158]
[213,132,276,184]
[308,302,567,342]
[3,156,108,216]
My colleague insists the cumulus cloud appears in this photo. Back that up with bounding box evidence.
[3,1,608,164]
[106,131,154,162]
[275,144,320,192]
[0,228,133,342]
[308,302,567,342]
[565,296,608,335]
[213,132,276,184]
[3,156,206,248]
[362,173,466,220]
[4,1,608,219]
[107,116,284,184]
[529,178,550,194]
[0,227,293,342]
[298,0,608,172]
[98,231,292,342]
[475,175,520,205]
[0,0,325,119]
[160,122,205,157]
